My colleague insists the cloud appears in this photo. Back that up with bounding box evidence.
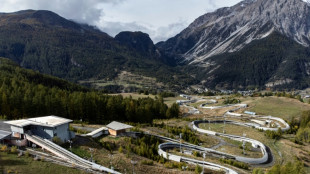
[0,0,126,25]
[152,22,188,43]
[0,0,242,42]
[98,21,150,37]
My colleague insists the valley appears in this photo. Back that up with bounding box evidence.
[1,0,310,174]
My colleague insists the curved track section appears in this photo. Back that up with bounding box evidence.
[156,98,289,174]
[158,143,238,174]
[192,121,269,164]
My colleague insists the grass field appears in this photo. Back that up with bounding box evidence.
[0,152,85,174]
[198,121,296,167]
[245,96,310,120]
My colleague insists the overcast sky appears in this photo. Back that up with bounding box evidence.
[0,0,242,43]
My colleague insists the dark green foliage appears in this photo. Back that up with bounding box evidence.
[166,126,201,145]
[128,135,162,162]
[219,158,249,170]
[200,91,215,96]
[141,160,154,165]
[264,128,282,140]
[223,98,240,104]
[192,151,201,157]
[158,92,175,98]
[0,10,198,91]
[70,147,91,158]
[252,168,265,174]
[100,141,116,152]
[166,103,180,119]
[0,58,177,123]
[194,164,202,174]
[294,110,310,143]
[266,160,305,174]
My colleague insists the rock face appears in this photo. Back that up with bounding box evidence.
[115,31,160,58]
[157,0,310,65]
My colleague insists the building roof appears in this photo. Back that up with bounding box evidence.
[0,130,11,140]
[4,116,73,128]
[106,121,133,131]
[0,120,11,132]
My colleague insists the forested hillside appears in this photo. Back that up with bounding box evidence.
[0,58,179,123]
[0,10,197,91]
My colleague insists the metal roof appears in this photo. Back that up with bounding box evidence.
[106,121,133,131]
[0,120,11,132]
[0,130,11,140]
[5,116,73,128]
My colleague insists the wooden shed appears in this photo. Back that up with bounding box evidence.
[106,121,133,136]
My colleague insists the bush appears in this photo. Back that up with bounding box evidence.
[195,164,202,174]
[193,151,201,157]
[220,158,249,170]
[223,98,240,104]
[164,162,179,169]
[52,136,63,145]
[118,146,123,153]
[1,145,7,152]
[253,168,265,174]
[264,128,282,140]
[10,146,17,154]
[141,160,154,166]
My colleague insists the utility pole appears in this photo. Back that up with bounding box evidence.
[201,153,206,174]
[242,133,247,155]
[179,133,182,153]
[89,148,93,162]
[108,154,114,170]
[204,115,206,129]
[208,120,210,130]
[131,160,137,174]
[223,117,226,134]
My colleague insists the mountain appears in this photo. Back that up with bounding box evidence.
[0,10,196,91]
[158,0,310,89]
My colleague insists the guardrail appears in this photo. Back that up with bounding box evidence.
[192,121,269,164]
[26,134,120,174]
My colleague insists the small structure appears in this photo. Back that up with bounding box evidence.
[5,116,75,142]
[84,127,109,138]
[106,121,133,136]
[244,111,256,115]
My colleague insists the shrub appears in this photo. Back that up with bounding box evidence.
[141,160,154,165]
[193,151,201,157]
[10,146,17,154]
[195,164,202,174]
[1,145,7,152]
[164,162,179,169]
[52,136,63,145]
[253,168,265,174]
[118,146,123,153]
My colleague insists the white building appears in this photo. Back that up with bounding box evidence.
[5,116,74,142]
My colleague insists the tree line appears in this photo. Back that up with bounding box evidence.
[0,58,179,123]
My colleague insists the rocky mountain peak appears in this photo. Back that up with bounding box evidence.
[158,0,310,65]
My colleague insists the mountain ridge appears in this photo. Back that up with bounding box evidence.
[158,0,310,65]
[0,10,196,91]
[157,0,310,90]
